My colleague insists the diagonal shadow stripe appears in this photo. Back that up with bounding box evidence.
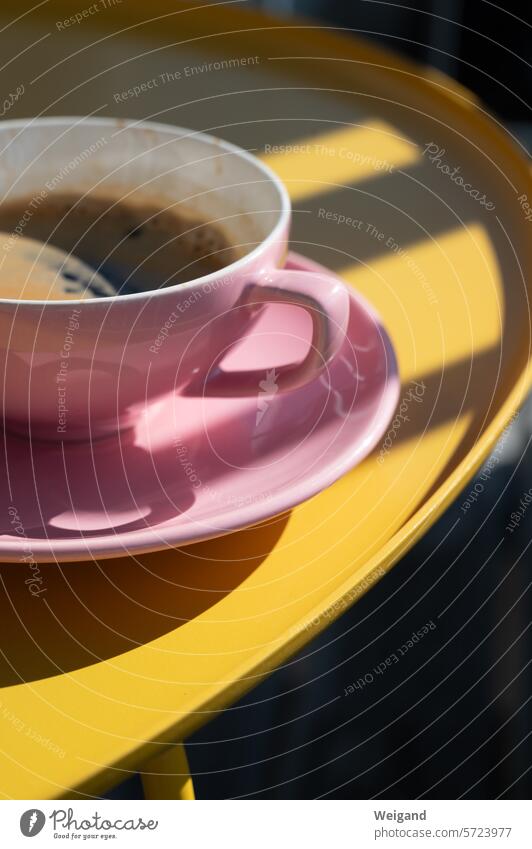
[287,157,481,271]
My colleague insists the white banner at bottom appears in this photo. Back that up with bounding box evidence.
[0,800,527,848]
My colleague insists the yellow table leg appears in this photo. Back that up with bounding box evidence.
[140,743,195,800]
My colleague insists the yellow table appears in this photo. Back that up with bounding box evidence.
[0,0,530,799]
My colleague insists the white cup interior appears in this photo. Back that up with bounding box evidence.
[0,117,287,261]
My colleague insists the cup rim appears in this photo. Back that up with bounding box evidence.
[0,116,291,307]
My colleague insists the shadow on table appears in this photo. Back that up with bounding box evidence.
[374,343,518,501]
[0,512,290,687]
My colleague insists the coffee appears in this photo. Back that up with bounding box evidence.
[0,192,239,300]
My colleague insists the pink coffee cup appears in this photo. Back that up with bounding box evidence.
[0,117,350,441]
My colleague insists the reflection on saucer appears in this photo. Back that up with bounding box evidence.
[49,507,152,533]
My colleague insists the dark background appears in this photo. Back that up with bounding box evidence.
[103,0,532,799]
[257,0,531,123]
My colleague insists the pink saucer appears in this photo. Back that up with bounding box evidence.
[0,253,399,563]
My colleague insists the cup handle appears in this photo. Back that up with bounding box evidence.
[201,268,350,396]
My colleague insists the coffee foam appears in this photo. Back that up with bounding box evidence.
[0,192,240,298]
